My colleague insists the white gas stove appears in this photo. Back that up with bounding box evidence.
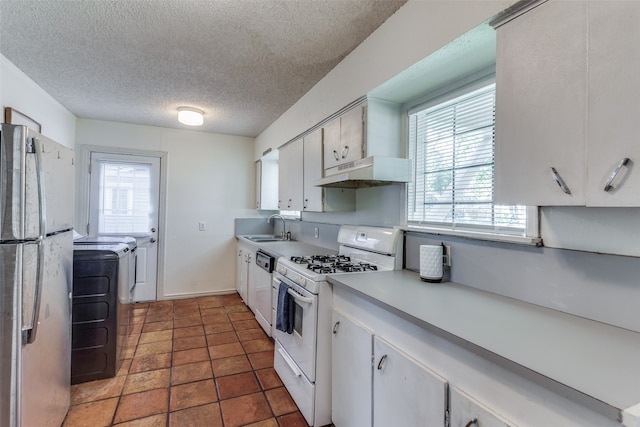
[274,225,402,291]
[272,225,402,426]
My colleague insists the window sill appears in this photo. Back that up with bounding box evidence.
[401,225,543,246]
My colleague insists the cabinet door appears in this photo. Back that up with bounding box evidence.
[340,106,365,165]
[450,387,517,427]
[332,310,373,427]
[255,161,262,210]
[278,139,303,210]
[303,128,324,212]
[494,1,587,206]
[323,118,341,170]
[373,336,448,427]
[587,2,640,206]
[256,159,278,211]
[236,246,248,302]
[247,253,259,310]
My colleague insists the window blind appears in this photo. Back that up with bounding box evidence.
[407,83,526,235]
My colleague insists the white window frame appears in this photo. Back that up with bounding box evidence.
[403,75,540,245]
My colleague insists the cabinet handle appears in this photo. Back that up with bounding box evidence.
[303,199,308,209]
[287,198,292,208]
[333,149,339,161]
[464,418,478,427]
[278,200,281,209]
[256,202,259,209]
[603,157,630,192]
[377,354,388,370]
[341,145,349,159]
[549,167,572,195]
[332,321,340,334]
[278,348,302,377]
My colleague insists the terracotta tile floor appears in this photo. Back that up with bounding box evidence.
[63,293,310,427]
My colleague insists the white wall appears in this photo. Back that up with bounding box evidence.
[255,0,640,257]
[255,0,514,157]
[1,55,76,147]
[75,119,256,298]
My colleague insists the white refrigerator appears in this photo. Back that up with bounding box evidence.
[0,124,75,427]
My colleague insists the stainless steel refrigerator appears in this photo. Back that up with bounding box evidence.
[0,124,75,427]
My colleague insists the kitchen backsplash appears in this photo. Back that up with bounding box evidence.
[405,231,640,333]
[237,218,639,333]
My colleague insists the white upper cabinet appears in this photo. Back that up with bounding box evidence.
[255,158,278,211]
[303,128,355,212]
[494,1,640,207]
[323,106,365,171]
[303,128,324,212]
[494,0,588,206]
[338,105,366,165]
[278,139,304,211]
[322,98,403,176]
[586,2,640,206]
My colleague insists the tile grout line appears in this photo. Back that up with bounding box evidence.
[65,295,306,427]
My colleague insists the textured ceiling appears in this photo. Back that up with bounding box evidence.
[0,0,407,137]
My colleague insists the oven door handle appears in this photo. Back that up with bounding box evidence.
[287,288,313,305]
[278,347,302,377]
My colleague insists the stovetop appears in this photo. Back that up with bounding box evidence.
[275,226,402,288]
[289,255,379,274]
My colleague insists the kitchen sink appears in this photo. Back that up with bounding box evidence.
[243,235,291,242]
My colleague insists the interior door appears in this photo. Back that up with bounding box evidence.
[89,152,160,301]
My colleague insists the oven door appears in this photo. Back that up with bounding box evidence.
[273,273,318,382]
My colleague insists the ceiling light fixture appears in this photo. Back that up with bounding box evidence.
[177,107,204,126]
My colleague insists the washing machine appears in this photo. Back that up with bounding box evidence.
[71,243,130,383]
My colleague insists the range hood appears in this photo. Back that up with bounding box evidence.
[315,156,411,188]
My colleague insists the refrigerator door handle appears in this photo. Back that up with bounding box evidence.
[25,137,47,344]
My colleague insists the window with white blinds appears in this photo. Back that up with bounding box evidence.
[407,82,527,236]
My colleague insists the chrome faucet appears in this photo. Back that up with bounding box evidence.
[267,214,287,239]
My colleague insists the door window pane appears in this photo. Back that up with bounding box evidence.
[98,162,152,234]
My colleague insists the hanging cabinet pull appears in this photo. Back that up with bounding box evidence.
[341,145,349,159]
[333,150,340,161]
[377,354,388,370]
[603,157,630,192]
[549,167,571,195]
[464,418,478,427]
[332,321,340,334]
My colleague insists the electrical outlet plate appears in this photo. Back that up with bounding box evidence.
[199,222,206,231]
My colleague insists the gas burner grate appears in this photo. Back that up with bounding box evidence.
[288,254,380,274]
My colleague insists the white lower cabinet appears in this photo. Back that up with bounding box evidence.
[235,241,251,303]
[450,387,516,427]
[331,309,449,427]
[373,336,448,427]
[331,310,373,427]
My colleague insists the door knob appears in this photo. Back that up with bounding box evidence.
[151,228,156,233]
[150,237,157,243]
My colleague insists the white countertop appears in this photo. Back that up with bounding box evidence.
[327,270,640,420]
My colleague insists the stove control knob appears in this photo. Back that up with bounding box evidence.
[296,277,306,288]
[277,266,287,275]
